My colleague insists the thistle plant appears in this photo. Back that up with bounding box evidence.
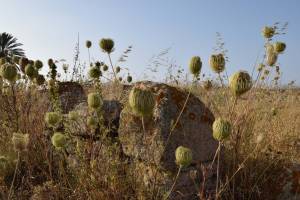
[88,66,101,79]
[127,75,132,83]
[189,56,202,78]
[273,42,286,53]
[212,118,231,141]
[175,146,193,167]
[209,54,225,73]
[35,74,45,86]
[34,60,43,70]
[88,92,103,110]
[45,112,62,128]
[262,26,275,39]
[128,85,155,117]
[99,38,118,81]
[0,63,17,82]
[51,132,68,149]
[25,63,38,79]
[229,71,252,96]
[164,146,192,200]
[87,116,98,129]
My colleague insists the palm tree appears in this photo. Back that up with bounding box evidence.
[0,32,25,58]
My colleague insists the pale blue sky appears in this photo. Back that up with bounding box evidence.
[1,0,299,84]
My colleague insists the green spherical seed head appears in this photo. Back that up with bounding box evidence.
[87,116,98,129]
[273,42,286,53]
[86,40,92,48]
[210,54,225,73]
[262,26,275,38]
[89,66,101,79]
[88,92,103,110]
[34,60,43,70]
[189,56,202,76]
[68,111,80,121]
[229,71,252,96]
[51,132,68,149]
[102,64,108,71]
[25,64,38,79]
[12,133,29,152]
[0,63,18,82]
[99,38,114,53]
[266,52,278,66]
[212,118,231,141]
[118,77,123,82]
[45,112,61,127]
[35,74,45,85]
[128,86,155,117]
[116,66,121,73]
[127,75,132,83]
[175,146,193,167]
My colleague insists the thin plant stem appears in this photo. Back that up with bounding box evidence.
[107,53,118,81]
[215,141,221,200]
[141,117,146,135]
[164,166,182,200]
[8,152,20,200]
[88,48,91,66]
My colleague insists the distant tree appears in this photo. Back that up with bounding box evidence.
[0,32,25,58]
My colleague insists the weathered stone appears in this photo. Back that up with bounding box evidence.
[119,81,218,199]
[273,163,300,200]
[57,82,86,114]
[67,100,122,139]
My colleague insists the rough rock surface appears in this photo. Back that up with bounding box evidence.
[273,163,300,200]
[118,81,218,199]
[57,81,86,114]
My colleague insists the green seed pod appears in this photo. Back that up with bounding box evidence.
[45,112,61,127]
[89,66,101,79]
[128,85,155,117]
[35,74,45,85]
[118,77,123,82]
[229,71,252,96]
[102,64,108,71]
[266,52,278,66]
[99,38,114,53]
[127,75,132,83]
[51,132,68,149]
[86,40,92,48]
[212,118,231,141]
[203,80,213,90]
[88,92,103,110]
[209,54,225,73]
[25,64,38,78]
[116,66,121,73]
[34,60,43,70]
[175,146,193,167]
[87,116,98,129]
[262,26,275,39]
[12,133,29,151]
[273,42,286,53]
[19,57,29,72]
[68,111,80,121]
[189,56,202,76]
[0,63,17,82]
